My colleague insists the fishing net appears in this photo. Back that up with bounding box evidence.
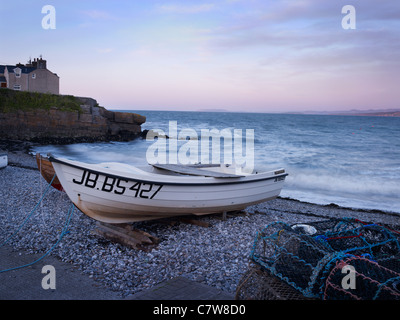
[247,218,400,300]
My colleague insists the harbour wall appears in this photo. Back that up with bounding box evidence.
[0,96,146,144]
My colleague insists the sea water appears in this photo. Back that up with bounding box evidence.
[33,111,400,214]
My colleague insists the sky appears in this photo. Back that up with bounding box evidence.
[1,0,399,113]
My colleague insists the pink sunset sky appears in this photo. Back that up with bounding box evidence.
[1,0,399,113]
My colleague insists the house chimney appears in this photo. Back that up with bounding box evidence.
[37,57,47,69]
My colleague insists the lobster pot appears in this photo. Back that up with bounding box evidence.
[314,222,400,260]
[250,218,400,300]
[324,255,400,300]
[251,221,333,298]
[235,264,313,300]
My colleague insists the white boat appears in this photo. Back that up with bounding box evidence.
[49,155,288,224]
[0,153,7,169]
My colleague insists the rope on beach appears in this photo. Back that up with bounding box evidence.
[0,174,76,273]
[249,218,400,300]
[0,174,56,248]
[0,203,75,274]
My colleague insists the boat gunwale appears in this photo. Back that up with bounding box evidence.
[49,156,288,187]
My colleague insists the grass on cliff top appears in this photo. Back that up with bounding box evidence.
[0,88,82,113]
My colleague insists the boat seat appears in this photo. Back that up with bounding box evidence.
[152,164,244,178]
[99,162,150,175]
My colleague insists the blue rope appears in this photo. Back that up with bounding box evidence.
[374,276,400,300]
[0,204,75,274]
[0,174,57,248]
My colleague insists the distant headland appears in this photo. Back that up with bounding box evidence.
[195,108,229,113]
[285,108,400,117]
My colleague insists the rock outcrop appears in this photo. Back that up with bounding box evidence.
[0,96,146,144]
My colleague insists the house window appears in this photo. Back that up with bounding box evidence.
[32,73,36,79]
[14,68,21,78]
[13,84,21,91]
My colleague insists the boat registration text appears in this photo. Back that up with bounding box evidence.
[72,170,163,199]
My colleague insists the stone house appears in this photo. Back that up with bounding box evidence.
[0,57,59,94]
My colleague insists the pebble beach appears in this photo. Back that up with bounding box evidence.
[1,150,400,299]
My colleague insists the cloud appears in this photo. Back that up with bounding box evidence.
[156,3,215,14]
[96,48,114,54]
[81,10,117,20]
[199,1,400,56]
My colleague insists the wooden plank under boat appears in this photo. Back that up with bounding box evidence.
[49,155,288,224]
[36,153,64,191]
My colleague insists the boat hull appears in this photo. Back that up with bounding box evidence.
[50,157,288,223]
[36,154,64,191]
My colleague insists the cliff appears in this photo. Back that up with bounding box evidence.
[0,89,145,144]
